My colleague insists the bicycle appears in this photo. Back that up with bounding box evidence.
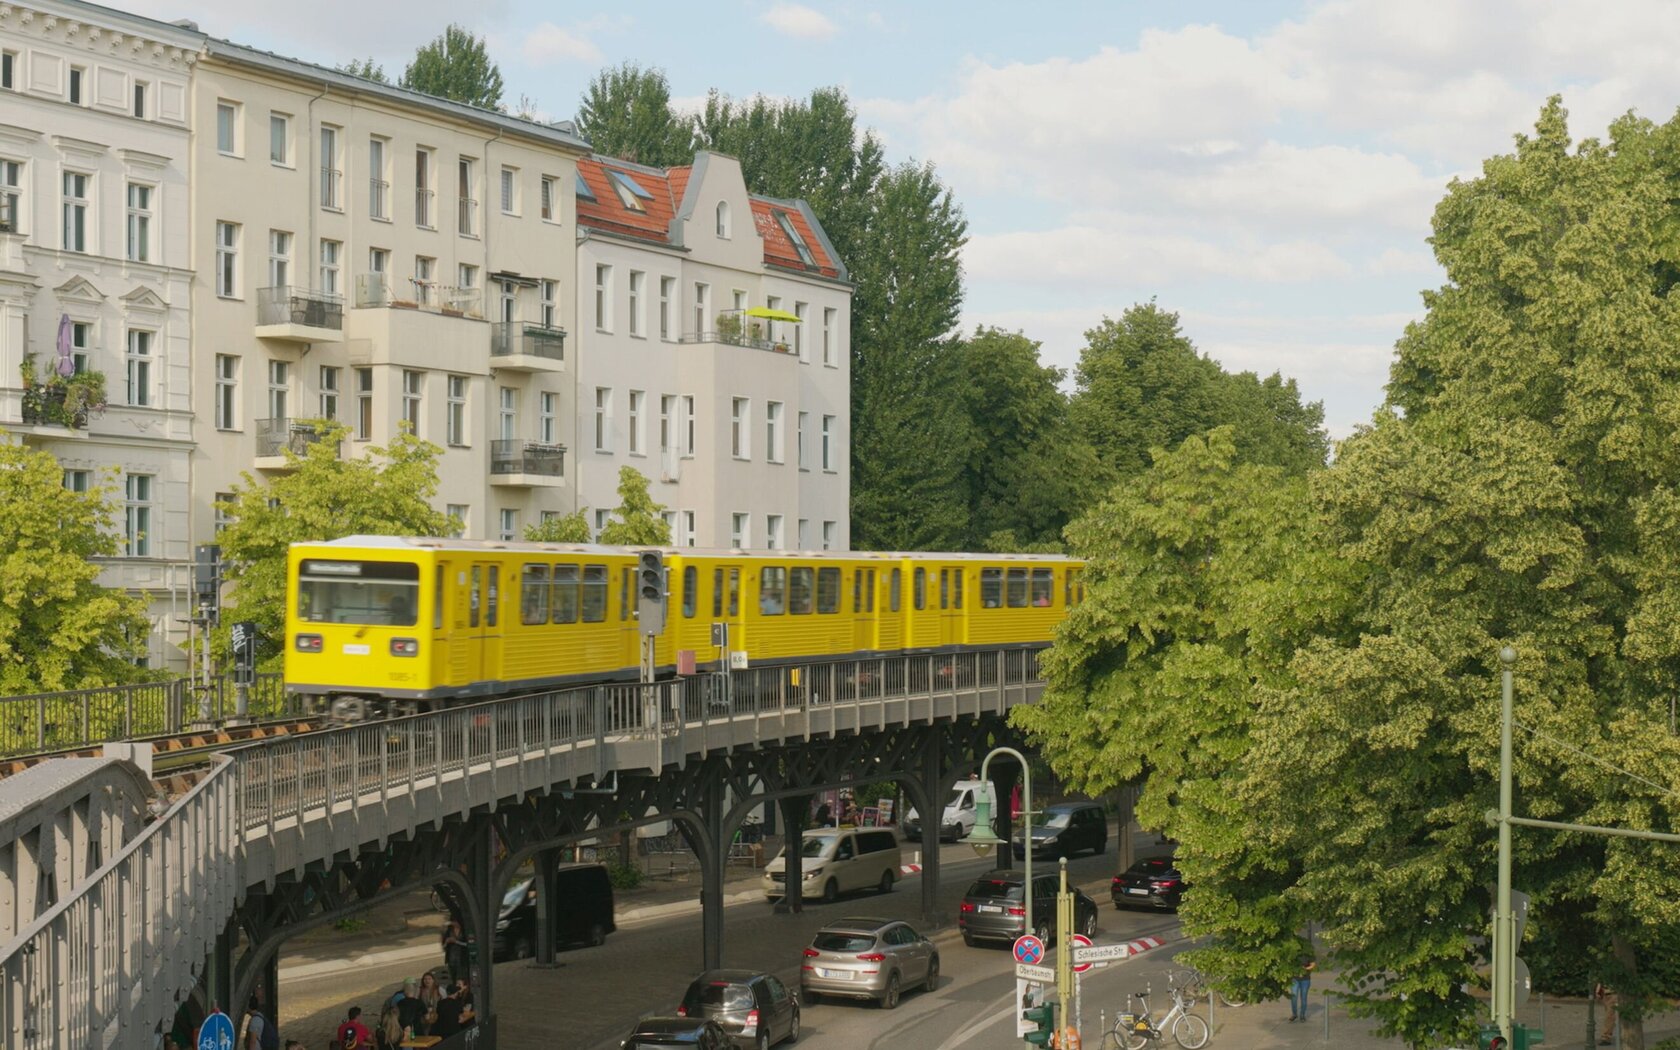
[1109,977,1210,1050]
[1167,962,1245,1008]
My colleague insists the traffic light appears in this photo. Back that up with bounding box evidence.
[1022,1001,1056,1047]
[1479,1025,1539,1050]
[636,550,665,634]
[194,544,221,620]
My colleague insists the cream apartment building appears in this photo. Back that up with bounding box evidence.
[189,40,589,548]
[576,152,851,550]
[0,0,200,668]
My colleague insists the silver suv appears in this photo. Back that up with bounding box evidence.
[800,917,939,1009]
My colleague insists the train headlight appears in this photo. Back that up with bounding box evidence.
[294,634,324,653]
[390,638,420,656]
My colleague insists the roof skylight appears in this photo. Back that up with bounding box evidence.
[575,171,596,202]
[775,210,817,268]
[608,170,653,213]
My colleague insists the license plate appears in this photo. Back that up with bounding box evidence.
[817,969,852,980]
[978,904,1002,913]
[1126,888,1148,895]
[342,643,370,655]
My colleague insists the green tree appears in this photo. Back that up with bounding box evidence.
[0,439,150,694]
[338,57,389,83]
[400,25,504,110]
[216,422,453,662]
[575,63,694,167]
[597,467,671,546]
[524,509,592,543]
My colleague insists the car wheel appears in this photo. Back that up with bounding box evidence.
[1081,910,1098,938]
[924,955,940,993]
[1093,837,1106,855]
[879,972,900,1010]
[822,878,839,904]
[962,932,976,948]
[1035,920,1052,946]
[513,935,533,960]
[878,869,894,894]
[787,1004,800,1044]
[756,1032,770,1050]
[588,922,607,947]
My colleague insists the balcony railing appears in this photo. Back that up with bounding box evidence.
[491,321,566,362]
[321,167,342,210]
[416,188,434,228]
[458,196,477,236]
[370,178,389,220]
[256,286,344,330]
[256,417,328,459]
[491,439,565,477]
[353,273,482,318]
[679,330,795,355]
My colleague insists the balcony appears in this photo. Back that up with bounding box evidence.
[353,274,483,319]
[678,329,796,357]
[490,321,567,372]
[489,439,565,486]
[10,385,92,440]
[256,286,345,343]
[255,418,332,471]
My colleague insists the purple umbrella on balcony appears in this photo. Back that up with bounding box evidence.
[55,313,74,376]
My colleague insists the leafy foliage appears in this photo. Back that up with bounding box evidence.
[0,439,150,692]
[400,25,504,110]
[575,63,695,167]
[597,467,671,546]
[524,509,592,544]
[338,57,389,83]
[215,422,453,663]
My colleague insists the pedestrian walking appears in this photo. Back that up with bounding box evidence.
[1595,982,1618,1046]
[441,920,470,981]
[1289,948,1317,1022]
[243,990,279,1050]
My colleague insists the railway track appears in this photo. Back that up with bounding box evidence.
[0,718,322,787]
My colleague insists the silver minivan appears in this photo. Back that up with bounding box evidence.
[762,828,903,902]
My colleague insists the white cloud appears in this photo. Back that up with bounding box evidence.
[122,0,513,65]
[761,3,839,40]
[521,23,605,66]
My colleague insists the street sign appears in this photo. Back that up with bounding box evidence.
[197,1011,234,1050]
[230,621,258,685]
[1073,942,1131,965]
[1013,934,1046,965]
[1068,933,1095,973]
[1016,962,1056,983]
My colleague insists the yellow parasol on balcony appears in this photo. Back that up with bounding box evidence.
[744,306,803,323]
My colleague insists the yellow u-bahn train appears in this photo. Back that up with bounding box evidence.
[284,536,1083,720]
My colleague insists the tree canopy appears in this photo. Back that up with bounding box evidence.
[400,25,504,110]
[338,57,389,83]
[0,439,150,693]
[597,467,672,546]
[524,509,592,544]
[576,63,694,167]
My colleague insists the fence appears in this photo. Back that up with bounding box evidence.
[0,674,292,758]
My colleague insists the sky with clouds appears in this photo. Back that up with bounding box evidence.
[119,0,1680,436]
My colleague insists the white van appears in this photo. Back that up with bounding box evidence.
[762,827,903,903]
[904,778,997,842]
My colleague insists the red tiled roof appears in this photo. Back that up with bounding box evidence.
[751,199,840,279]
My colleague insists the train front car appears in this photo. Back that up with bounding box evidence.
[286,536,436,721]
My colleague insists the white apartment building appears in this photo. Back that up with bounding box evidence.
[575,152,851,550]
[0,0,200,668]
[189,40,588,550]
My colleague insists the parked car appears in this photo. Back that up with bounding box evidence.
[800,916,939,1009]
[1111,856,1187,911]
[622,1017,734,1050]
[762,827,902,903]
[1012,801,1107,859]
[903,778,994,841]
[958,869,1099,947]
[493,863,615,960]
[677,970,801,1050]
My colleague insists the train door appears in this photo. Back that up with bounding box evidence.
[460,562,488,683]
[618,564,641,668]
[479,561,503,684]
[852,566,875,652]
[940,566,964,647]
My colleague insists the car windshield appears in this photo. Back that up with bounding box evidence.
[501,880,530,912]
[687,983,754,1012]
[799,837,835,858]
[967,879,1022,900]
[1042,812,1073,829]
[1129,859,1175,876]
[813,933,876,952]
[949,788,969,806]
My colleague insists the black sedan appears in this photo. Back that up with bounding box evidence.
[622,1017,733,1050]
[1111,856,1187,911]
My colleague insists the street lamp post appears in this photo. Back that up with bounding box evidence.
[961,746,1033,939]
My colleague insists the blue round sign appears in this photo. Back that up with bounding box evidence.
[197,1011,235,1050]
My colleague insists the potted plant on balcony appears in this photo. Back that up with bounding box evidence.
[18,353,106,429]
[747,320,765,346]
[715,312,743,344]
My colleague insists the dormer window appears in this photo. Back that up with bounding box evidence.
[775,210,817,268]
[716,200,731,238]
[608,170,653,213]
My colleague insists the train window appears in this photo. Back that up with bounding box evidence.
[852,570,861,613]
[620,568,632,621]
[728,567,740,616]
[713,568,724,618]
[435,565,445,629]
[469,566,481,627]
[1065,569,1074,607]
[939,569,949,610]
[1030,569,1053,607]
[582,565,608,622]
[913,568,926,610]
[1006,568,1028,608]
[760,567,786,615]
[521,564,550,625]
[552,564,579,623]
[817,568,840,614]
[789,567,814,615]
[683,566,698,618]
[866,569,876,612]
[298,559,422,626]
[980,568,1003,608]
[889,568,901,612]
[954,569,964,609]
[486,567,499,626]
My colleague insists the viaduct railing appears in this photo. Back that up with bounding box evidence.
[0,675,292,759]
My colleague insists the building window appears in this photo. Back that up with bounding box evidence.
[124,474,152,556]
[594,264,611,331]
[64,469,90,492]
[498,280,516,323]
[540,391,557,444]
[69,322,89,374]
[214,493,235,533]
[540,280,557,328]
[628,271,644,337]
[402,370,422,433]
[125,329,152,407]
[1,51,14,91]
[68,66,84,105]
[457,264,477,293]
[447,504,468,538]
[125,183,152,263]
[215,355,238,430]
[590,509,609,539]
[0,159,21,233]
[216,101,238,155]
[731,398,749,459]
[716,200,731,238]
[320,239,341,296]
[766,514,783,550]
[683,395,696,457]
[822,415,835,471]
[766,296,781,345]
[541,175,557,221]
[659,395,674,456]
[594,386,611,451]
[499,508,517,542]
[267,230,291,289]
[457,157,476,236]
[370,247,390,276]
[693,282,709,337]
[798,519,810,549]
[61,171,89,253]
[659,277,674,340]
[369,137,388,219]
[731,513,748,549]
[216,222,240,297]
[446,374,467,446]
[628,390,644,455]
[269,113,289,165]
[500,166,517,214]
[415,147,433,228]
[797,411,808,469]
[766,401,783,463]
[133,81,148,119]
[498,387,516,441]
[823,308,837,366]
[356,367,373,440]
[794,301,807,359]
[683,510,696,547]
[822,520,836,550]
[267,360,289,420]
[319,365,340,420]
[320,125,341,209]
